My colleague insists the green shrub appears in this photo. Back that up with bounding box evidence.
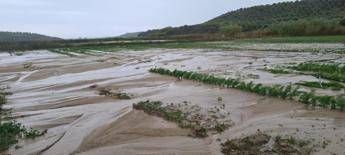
[0,121,23,151]
[336,96,345,111]
[340,18,345,27]
[215,123,228,133]
[0,121,44,152]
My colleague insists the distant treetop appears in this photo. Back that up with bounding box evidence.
[0,31,61,43]
[139,0,345,38]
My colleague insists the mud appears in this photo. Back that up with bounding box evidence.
[0,47,344,155]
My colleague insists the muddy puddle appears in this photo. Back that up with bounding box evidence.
[0,48,344,155]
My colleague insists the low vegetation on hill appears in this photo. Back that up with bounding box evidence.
[0,32,61,43]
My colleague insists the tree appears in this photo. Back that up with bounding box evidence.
[340,18,345,26]
[220,24,243,36]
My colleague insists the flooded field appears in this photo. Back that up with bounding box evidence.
[0,44,345,155]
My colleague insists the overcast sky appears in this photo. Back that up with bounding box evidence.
[0,0,293,39]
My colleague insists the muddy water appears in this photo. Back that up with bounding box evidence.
[0,49,344,155]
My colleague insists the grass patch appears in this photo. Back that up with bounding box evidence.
[149,67,345,110]
[297,81,345,90]
[133,100,233,138]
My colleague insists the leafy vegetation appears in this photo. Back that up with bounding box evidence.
[0,121,45,152]
[98,88,132,99]
[133,100,207,137]
[221,132,312,155]
[290,62,345,82]
[297,81,345,90]
[149,67,345,110]
[340,18,345,26]
[139,0,345,38]
[133,100,233,138]
[0,89,45,152]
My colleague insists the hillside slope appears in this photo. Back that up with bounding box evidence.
[0,31,61,42]
[118,32,141,38]
[139,0,345,38]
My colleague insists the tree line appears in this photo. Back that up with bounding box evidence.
[139,0,345,38]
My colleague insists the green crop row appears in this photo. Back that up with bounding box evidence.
[149,67,345,110]
[290,62,345,82]
[296,81,345,91]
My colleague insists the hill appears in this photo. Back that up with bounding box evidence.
[118,32,141,38]
[0,31,61,42]
[139,0,345,38]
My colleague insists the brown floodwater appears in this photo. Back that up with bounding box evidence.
[0,49,344,155]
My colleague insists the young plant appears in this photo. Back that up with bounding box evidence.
[291,62,345,82]
[133,100,232,138]
[0,121,45,152]
[297,81,345,90]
